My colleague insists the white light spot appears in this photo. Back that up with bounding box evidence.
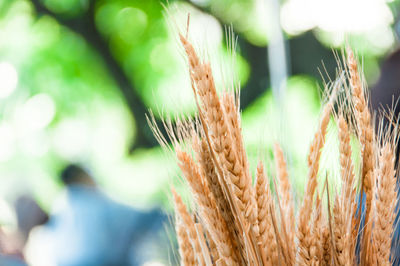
[0,123,15,162]
[142,261,166,266]
[53,119,89,160]
[281,0,393,36]
[170,2,223,50]
[20,94,56,131]
[0,62,18,99]
[20,132,49,157]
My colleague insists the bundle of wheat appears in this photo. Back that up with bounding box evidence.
[151,29,399,265]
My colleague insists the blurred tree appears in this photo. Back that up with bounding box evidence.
[30,0,161,149]
[28,0,340,151]
[0,0,397,212]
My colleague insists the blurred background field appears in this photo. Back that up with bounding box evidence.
[0,0,399,265]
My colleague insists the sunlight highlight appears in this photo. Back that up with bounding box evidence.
[0,62,18,99]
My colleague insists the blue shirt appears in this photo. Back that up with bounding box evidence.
[31,185,164,266]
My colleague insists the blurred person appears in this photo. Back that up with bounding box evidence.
[25,164,166,266]
[14,195,49,244]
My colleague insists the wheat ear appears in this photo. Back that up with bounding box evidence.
[321,225,332,265]
[205,228,219,263]
[222,93,258,234]
[196,92,259,264]
[176,148,238,265]
[333,196,352,265]
[172,188,206,265]
[338,115,356,207]
[195,138,242,259]
[221,93,245,168]
[179,34,260,263]
[333,115,356,264]
[309,195,323,265]
[371,143,396,265]
[274,142,295,260]
[297,101,332,264]
[195,223,213,266]
[347,50,374,199]
[347,48,376,265]
[175,202,196,266]
[255,161,278,265]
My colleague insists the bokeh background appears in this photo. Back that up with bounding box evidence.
[0,0,399,265]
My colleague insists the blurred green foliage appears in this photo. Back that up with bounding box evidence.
[0,0,398,225]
